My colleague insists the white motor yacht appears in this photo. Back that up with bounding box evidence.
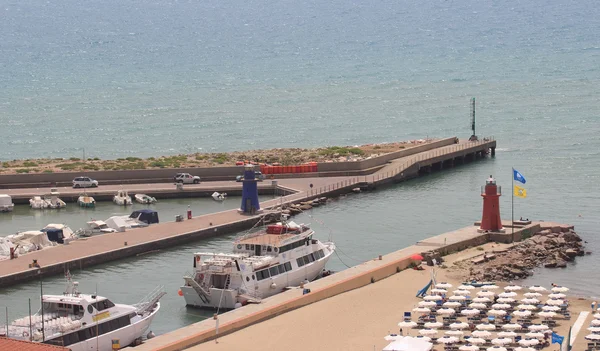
[113,190,132,206]
[211,192,227,201]
[30,196,49,209]
[0,194,14,212]
[44,189,67,209]
[180,217,335,309]
[0,273,164,351]
[135,193,157,204]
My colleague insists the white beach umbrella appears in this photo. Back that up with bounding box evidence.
[546,299,564,306]
[498,331,517,338]
[504,285,522,291]
[586,334,600,340]
[424,322,443,329]
[418,301,437,308]
[488,309,507,316]
[449,295,467,301]
[528,286,547,292]
[437,336,459,344]
[482,284,500,290]
[594,313,600,319]
[591,319,600,327]
[497,297,515,304]
[528,324,549,331]
[414,335,432,342]
[472,330,492,338]
[524,292,542,298]
[412,307,431,313]
[423,295,442,301]
[491,303,511,310]
[518,338,539,346]
[436,282,453,289]
[514,348,536,351]
[525,332,545,339]
[431,288,447,294]
[548,293,566,299]
[513,310,532,317]
[461,308,480,316]
[469,302,488,309]
[397,321,417,328]
[499,292,517,298]
[419,329,438,336]
[502,323,522,330]
[459,345,479,351]
[437,308,456,315]
[450,322,469,330]
[542,305,560,311]
[588,326,600,332]
[446,330,464,337]
[384,334,402,341]
[551,286,569,293]
[467,337,487,344]
[491,337,512,346]
[516,304,537,311]
[443,301,462,308]
[453,289,471,296]
[473,297,492,303]
[537,311,557,319]
[487,346,507,351]
[476,323,496,331]
[520,298,540,305]
[477,291,496,297]
[458,285,476,290]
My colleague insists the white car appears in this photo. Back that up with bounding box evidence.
[72,176,98,188]
[174,173,201,184]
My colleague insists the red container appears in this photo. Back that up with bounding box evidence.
[235,161,244,166]
[274,166,283,174]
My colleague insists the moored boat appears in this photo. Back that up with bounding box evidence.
[44,188,67,209]
[29,196,48,209]
[77,193,96,208]
[135,193,157,204]
[0,272,164,350]
[211,192,227,201]
[179,217,335,309]
[0,194,14,212]
[113,190,132,206]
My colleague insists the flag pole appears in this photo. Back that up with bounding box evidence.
[511,168,515,243]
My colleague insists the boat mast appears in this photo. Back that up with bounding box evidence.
[470,97,476,137]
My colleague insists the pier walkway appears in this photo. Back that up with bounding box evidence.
[0,138,495,287]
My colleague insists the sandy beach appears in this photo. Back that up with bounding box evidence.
[188,242,593,351]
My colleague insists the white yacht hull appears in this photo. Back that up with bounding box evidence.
[113,197,132,206]
[0,204,14,212]
[181,246,334,309]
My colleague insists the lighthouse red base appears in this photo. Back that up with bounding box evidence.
[478,175,505,233]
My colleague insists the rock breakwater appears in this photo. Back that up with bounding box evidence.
[467,227,586,282]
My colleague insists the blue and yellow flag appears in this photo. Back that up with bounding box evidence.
[514,185,527,198]
[513,168,526,184]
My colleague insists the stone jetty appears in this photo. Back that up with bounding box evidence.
[467,225,587,282]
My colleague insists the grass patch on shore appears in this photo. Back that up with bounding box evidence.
[16,169,31,173]
[318,146,365,157]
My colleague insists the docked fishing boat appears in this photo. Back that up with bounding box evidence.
[30,196,49,209]
[179,217,335,309]
[0,194,14,212]
[77,193,96,208]
[44,189,67,209]
[135,193,157,204]
[211,192,227,201]
[113,190,132,206]
[0,273,164,351]
[41,223,74,244]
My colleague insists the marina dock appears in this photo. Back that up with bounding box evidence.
[0,138,495,288]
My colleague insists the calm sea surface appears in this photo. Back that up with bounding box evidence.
[0,0,599,336]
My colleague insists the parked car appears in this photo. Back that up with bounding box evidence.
[174,173,201,184]
[236,171,265,182]
[72,176,98,188]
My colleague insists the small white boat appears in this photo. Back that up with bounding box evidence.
[211,191,227,201]
[135,193,157,204]
[44,189,67,209]
[0,272,163,351]
[77,193,96,208]
[30,195,49,209]
[113,190,133,206]
[0,194,14,212]
[86,220,118,234]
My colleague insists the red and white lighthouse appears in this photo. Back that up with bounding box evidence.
[479,175,504,232]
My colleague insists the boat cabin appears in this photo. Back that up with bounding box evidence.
[130,209,159,225]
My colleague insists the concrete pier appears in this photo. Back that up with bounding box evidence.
[0,138,496,288]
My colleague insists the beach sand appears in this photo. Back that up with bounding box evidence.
[188,242,592,351]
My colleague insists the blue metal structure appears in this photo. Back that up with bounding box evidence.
[240,164,261,214]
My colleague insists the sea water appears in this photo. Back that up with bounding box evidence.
[0,0,599,335]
